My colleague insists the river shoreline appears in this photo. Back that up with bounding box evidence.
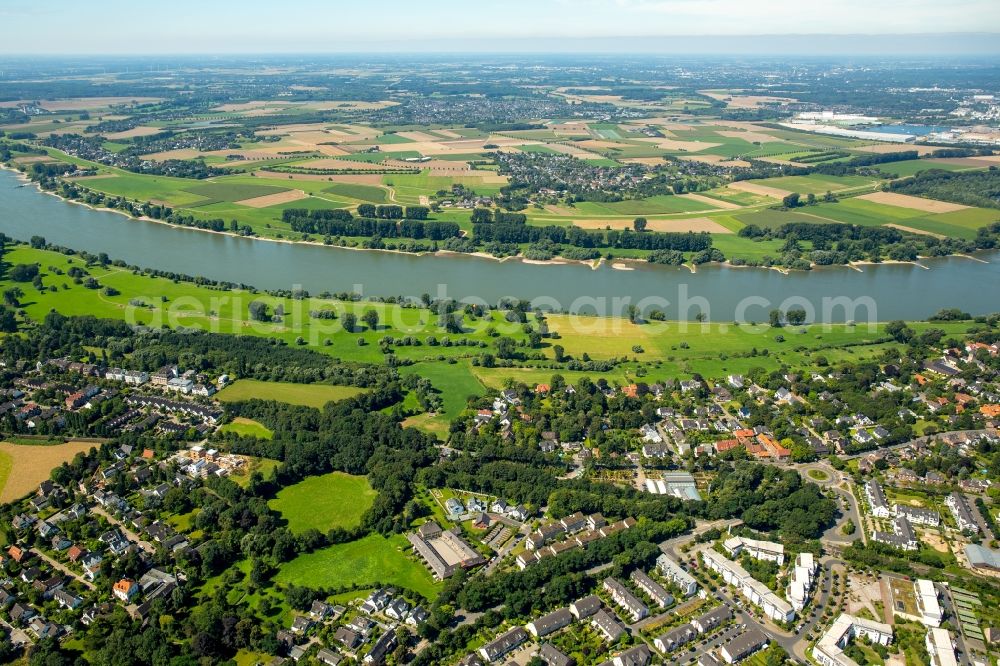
[5,165,991,276]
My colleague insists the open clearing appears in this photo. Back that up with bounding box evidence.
[269,472,376,534]
[0,441,99,503]
[728,181,791,198]
[218,417,273,439]
[275,533,441,600]
[857,191,969,213]
[234,189,308,208]
[679,193,742,209]
[216,380,364,408]
[884,224,946,239]
[570,216,731,233]
[105,126,164,140]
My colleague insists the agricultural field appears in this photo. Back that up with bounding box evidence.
[216,379,364,408]
[269,472,377,534]
[274,533,441,600]
[0,441,100,503]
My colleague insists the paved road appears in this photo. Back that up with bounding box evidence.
[31,548,96,591]
[91,506,156,555]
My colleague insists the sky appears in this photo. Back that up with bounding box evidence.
[2,0,1000,54]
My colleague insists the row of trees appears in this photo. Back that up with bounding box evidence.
[472,223,714,251]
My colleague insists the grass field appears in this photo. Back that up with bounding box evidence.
[570,195,717,216]
[219,417,273,439]
[0,441,99,503]
[275,533,441,600]
[216,379,364,408]
[322,182,388,203]
[748,174,877,194]
[269,472,376,534]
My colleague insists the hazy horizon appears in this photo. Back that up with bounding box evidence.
[2,0,1000,55]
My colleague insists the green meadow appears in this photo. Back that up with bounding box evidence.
[216,379,364,408]
[218,417,274,439]
[275,533,441,600]
[269,472,377,534]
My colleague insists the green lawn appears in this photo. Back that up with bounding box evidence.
[216,379,364,408]
[275,533,441,600]
[269,472,376,534]
[219,417,273,439]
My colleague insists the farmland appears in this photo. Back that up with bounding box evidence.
[0,441,100,503]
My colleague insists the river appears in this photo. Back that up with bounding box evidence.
[0,169,996,321]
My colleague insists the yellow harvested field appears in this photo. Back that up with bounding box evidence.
[716,129,780,143]
[884,224,946,239]
[316,144,350,157]
[637,137,721,152]
[550,121,591,134]
[699,91,796,108]
[623,157,669,166]
[577,139,634,151]
[11,155,56,164]
[29,97,161,111]
[678,155,752,168]
[396,131,442,142]
[433,129,463,139]
[854,143,939,156]
[106,125,164,140]
[235,189,308,208]
[856,191,969,213]
[729,181,792,198]
[678,193,741,210]
[325,174,387,185]
[964,154,1000,165]
[0,441,99,503]
[282,159,400,171]
[572,217,731,233]
[545,143,607,159]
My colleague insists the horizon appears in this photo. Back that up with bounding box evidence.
[2,0,1000,55]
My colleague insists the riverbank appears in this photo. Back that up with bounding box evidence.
[7,164,995,276]
[3,166,1000,321]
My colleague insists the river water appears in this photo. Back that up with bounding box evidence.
[0,169,996,321]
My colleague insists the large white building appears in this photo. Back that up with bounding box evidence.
[914,579,943,628]
[786,552,817,612]
[656,553,698,597]
[723,536,785,565]
[865,481,892,519]
[813,614,893,666]
[925,628,958,666]
[701,548,794,623]
[945,492,980,533]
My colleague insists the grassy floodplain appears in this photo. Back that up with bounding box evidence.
[0,242,977,439]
